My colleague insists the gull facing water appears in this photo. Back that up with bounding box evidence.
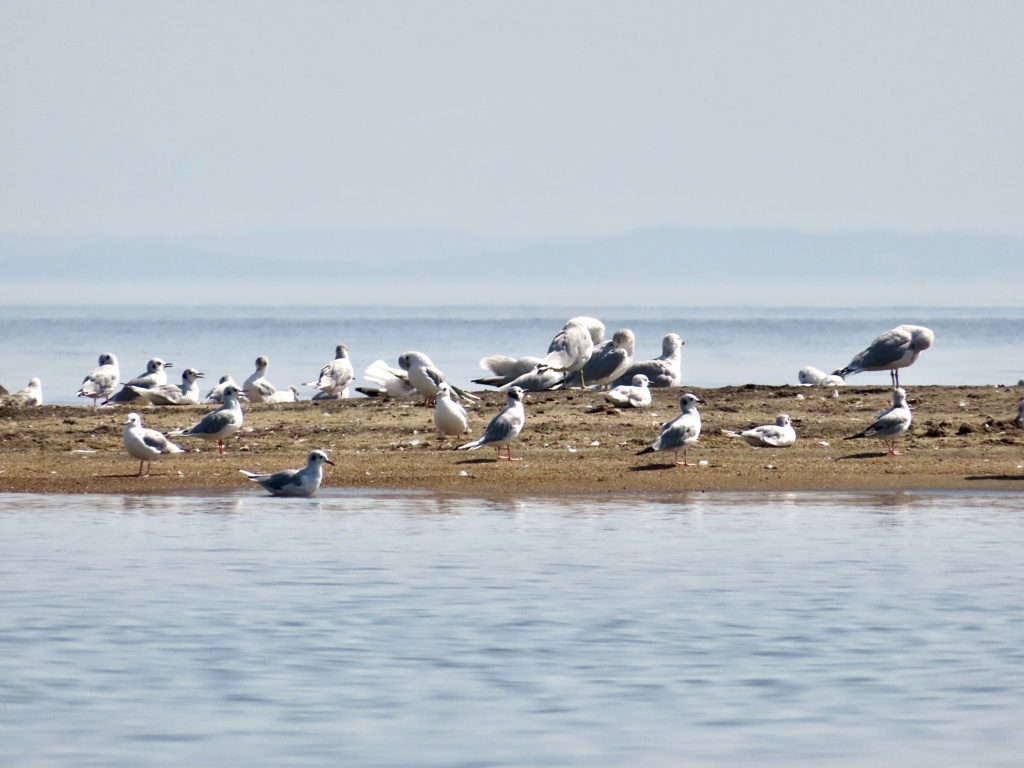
[77,353,120,405]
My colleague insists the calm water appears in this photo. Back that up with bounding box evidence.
[2,305,1024,405]
[2,490,1023,766]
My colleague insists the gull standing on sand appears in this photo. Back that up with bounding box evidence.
[356,359,418,398]
[434,382,470,448]
[239,449,335,497]
[172,385,245,454]
[637,393,702,466]
[723,414,797,448]
[457,386,527,460]
[835,325,934,387]
[398,351,477,403]
[131,368,204,405]
[610,333,684,388]
[11,377,43,406]
[604,374,652,409]
[845,387,913,455]
[77,353,120,405]
[540,319,595,385]
[123,412,185,476]
[202,375,238,404]
[305,344,354,400]
[563,328,636,389]
[243,356,277,402]
[108,358,173,404]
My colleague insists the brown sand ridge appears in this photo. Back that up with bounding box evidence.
[0,384,1022,495]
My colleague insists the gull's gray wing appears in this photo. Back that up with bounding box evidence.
[848,327,913,372]
[611,360,675,388]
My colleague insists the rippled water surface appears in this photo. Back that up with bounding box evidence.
[2,490,1023,767]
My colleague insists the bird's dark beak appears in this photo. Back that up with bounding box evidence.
[165,363,173,368]
[196,372,205,378]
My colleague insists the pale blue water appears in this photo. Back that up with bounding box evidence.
[2,305,1024,405]
[2,490,1023,767]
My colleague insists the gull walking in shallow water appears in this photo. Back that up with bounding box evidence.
[835,325,934,387]
[77,353,120,405]
[305,343,354,400]
[845,387,913,455]
[723,414,797,448]
[604,374,652,409]
[434,382,470,448]
[123,412,185,476]
[172,385,245,454]
[240,449,335,497]
[610,333,684,388]
[108,358,173,404]
[457,386,527,460]
[244,356,277,402]
[637,393,702,466]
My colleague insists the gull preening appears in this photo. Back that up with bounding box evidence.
[77,353,120,405]
[473,355,544,389]
[305,343,354,400]
[434,381,470,448]
[604,374,652,409]
[539,319,595,385]
[356,359,417,398]
[610,333,684,388]
[637,392,702,466]
[457,386,527,460]
[108,358,173,404]
[563,328,636,389]
[123,412,185,476]
[398,351,477,404]
[240,449,335,497]
[845,387,913,455]
[243,356,277,402]
[130,368,204,406]
[11,377,43,406]
[798,366,845,387]
[723,414,797,448]
[202,375,239,404]
[835,325,934,387]
[172,384,245,454]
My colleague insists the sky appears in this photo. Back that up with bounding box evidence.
[1,0,1022,240]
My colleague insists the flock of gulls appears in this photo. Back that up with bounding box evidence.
[2,319,941,497]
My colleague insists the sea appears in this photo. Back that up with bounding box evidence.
[2,305,1024,766]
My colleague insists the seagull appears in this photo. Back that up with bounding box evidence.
[239,449,335,497]
[434,382,470,448]
[604,374,652,409]
[498,364,565,393]
[457,386,527,461]
[563,328,636,389]
[398,351,478,404]
[610,333,684,388]
[835,325,934,387]
[123,412,185,476]
[845,387,913,455]
[722,414,797,448]
[265,386,300,403]
[356,359,418,398]
[539,319,595,385]
[108,358,173,404]
[572,316,606,346]
[473,355,544,388]
[637,392,702,466]
[130,368,205,405]
[11,377,43,406]
[172,385,245,454]
[243,356,277,402]
[305,343,354,399]
[202,375,239,404]
[798,366,845,387]
[77,353,120,405]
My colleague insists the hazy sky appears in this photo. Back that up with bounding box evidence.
[1,1,1021,239]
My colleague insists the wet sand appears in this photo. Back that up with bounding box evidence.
[1,385,1022,495]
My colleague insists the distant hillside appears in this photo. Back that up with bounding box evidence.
[1,227,1020,305]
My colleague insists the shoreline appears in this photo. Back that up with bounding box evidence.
[1,384,1022,496]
